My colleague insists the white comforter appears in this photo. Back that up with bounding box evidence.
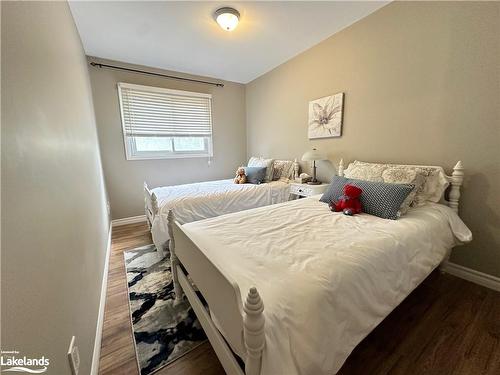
[151,179,290,255]
[182,196,472,375]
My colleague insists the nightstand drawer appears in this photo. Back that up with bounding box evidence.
[290,184,313,196]
[289,182,329,198]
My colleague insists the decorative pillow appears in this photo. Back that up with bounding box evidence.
[381,167,418,183]
[410,167,449,206]
[344,162,385,182]
[248,157,274,182]
[345,160,449,206]
[381,167,426,215]
[348,178,415,220]
[320,176,350,204]
[244,167,267,185]
[272,160,294,181]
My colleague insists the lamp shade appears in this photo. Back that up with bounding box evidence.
[301,148,327,161]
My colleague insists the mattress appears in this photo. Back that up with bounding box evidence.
[182,196,472,375]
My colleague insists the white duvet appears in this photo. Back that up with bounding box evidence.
[151,179,290,255]
[182,196,472,375]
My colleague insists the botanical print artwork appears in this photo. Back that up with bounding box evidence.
[308,92,344,139]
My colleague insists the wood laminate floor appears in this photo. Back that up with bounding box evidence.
[99,222,500,375]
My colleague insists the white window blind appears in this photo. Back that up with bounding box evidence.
[118,83,213,160]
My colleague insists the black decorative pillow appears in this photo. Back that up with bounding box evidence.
[244,167,267,184]
[348,178,415,220]
[320,176,349,204]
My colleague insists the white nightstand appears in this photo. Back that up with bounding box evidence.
[289,182,329,199]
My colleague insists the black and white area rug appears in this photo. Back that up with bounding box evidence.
[124,244,207,375]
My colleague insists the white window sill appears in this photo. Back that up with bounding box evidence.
[125,153,213,161]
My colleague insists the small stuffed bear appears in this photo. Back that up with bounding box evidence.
[234,167,247,184]
[329,184,363,216]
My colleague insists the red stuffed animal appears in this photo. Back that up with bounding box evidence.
[329,184,363,216]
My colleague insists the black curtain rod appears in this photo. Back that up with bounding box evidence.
[89,62,224,88]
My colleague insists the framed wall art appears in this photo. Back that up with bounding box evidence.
[308,92,344,139]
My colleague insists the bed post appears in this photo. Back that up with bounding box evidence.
[441,161,465,269]
[144,182,159,229]
[338,158,344,177]
[448,161,464,213]
[167,210,183,301]
[151,193,158,215]
[293,158,300,180]
[243,287,265,375]
[144,182,151,229]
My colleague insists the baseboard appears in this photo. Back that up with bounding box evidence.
[91,226,113,375]
[441,261,500,292]
[111,214,146,227]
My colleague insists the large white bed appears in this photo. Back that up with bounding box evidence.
[167,160,472,375]
[146,178,291,256]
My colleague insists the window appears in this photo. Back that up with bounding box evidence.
[118,83,213,160]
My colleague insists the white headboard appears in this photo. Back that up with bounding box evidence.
[337,159,464,214]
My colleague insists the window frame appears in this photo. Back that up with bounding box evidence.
[117,82,214,161]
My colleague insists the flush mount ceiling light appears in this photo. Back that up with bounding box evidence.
[214,7,240,31]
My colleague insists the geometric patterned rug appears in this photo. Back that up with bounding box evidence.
[124,244,207,375]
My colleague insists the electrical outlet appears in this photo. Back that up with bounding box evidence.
[67,336,80,375]
[106,201,111,215]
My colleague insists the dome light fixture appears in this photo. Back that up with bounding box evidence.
[214,7,240,31]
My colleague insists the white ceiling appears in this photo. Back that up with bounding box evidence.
[69,1,388,83]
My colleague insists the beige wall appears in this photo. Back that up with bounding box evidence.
[1,2,109,374]
[246,1,500,277]
[88,58,247,219]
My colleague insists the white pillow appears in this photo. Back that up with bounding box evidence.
[409,166,449,206]
[381,167,425,215]
[248,156,274,182]
[344,162,385,182]
[344,160,449,206]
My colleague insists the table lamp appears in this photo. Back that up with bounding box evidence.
[301,148,327,185]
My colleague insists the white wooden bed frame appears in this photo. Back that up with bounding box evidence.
[168,160,465,375]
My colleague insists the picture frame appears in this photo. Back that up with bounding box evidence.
[308,92,344,139]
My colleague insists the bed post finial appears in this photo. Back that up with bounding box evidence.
[449,161,464,213]
[243,287,265,375]
[167,210,183,301]
[338,158,344,177]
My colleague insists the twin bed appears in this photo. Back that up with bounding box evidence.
[145,159,472,375]
[145,177,292,257]
[145,158,299,257]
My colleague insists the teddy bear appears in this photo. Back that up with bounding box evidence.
[329,184,363,216]
[234,167,247,184]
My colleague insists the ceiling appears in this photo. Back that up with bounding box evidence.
[69,1,388,84]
